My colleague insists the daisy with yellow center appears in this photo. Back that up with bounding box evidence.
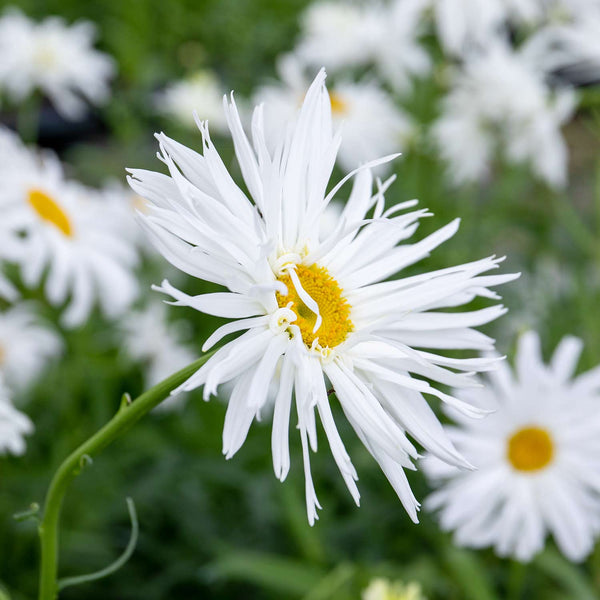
[424,331,600,562]
[275,263,353,350]
[27,188,74,237]
[0,128,139,327]
[129,69,516,524]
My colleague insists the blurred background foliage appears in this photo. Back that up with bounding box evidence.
[2,0,600,599]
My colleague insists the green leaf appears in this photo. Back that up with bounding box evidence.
[205,549,327,597]
[442,546,499,600]
[535,548,597,600]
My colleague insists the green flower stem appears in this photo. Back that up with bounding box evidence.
[38,353,213,600]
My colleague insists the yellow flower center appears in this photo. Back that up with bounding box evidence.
[276,264,353,349]
[507,426,554,472]
[28,188,73,237]
[329,92,348,115]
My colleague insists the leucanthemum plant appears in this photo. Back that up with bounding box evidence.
[424,331,600,562]
[0,129,139,327]
[432,42,575,189]
[0,8,115,120]
[128,69,517,524]
[296,0,430,93]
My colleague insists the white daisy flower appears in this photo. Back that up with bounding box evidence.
[0,130,139,327]
[424,331,600,562]
[127,70,517,524]
[295,1,377,72]
[428,0,547,57]
[254,56,414,173]
[156,70,229,134]
[0,375,33,456]
[121,302,196,410]
[296,0,430,93]
[0,304,62,392]
[0,9,115,120]
[524,13,600,85]
[432,43,576,188]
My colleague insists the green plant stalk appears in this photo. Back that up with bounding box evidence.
[37,353,213,600]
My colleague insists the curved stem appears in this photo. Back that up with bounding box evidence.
[57,497,138,591]
[38,353,212,600]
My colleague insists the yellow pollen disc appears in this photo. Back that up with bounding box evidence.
[507,426,554,472]
[329,92,348,115]
[276,264,353,349]
[27,188,73,237]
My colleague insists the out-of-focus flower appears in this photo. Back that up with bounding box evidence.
[295,1,377,72]
[0,9,115,120]
[544,0,600,22]
[363,578,426,600]
[524,13,600,85]
[0,129,139,327]
[156,70,229,134]
[254,56,414,173]
[296,0,430,93]
[0,304,61,392]
[429,0,544,57]
[0,270,17,302]
[121,302,196,410]
[424,331,600,562]
[0,375,33,455]
[128,69,517,524]
[432,43,576,188]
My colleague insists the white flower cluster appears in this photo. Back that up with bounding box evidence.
[205,0,594,190]
[0,126,145,456]
[0,9,115,120]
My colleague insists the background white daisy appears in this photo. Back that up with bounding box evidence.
[0,375,33,456]
[254,56,414,173]
[424,331,600,562]
[0,8,115,120]
[156,70,230,134]
[432,43,575,188]
[0,130,139,327]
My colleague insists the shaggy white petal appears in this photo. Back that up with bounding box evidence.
[129,69,516,524]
